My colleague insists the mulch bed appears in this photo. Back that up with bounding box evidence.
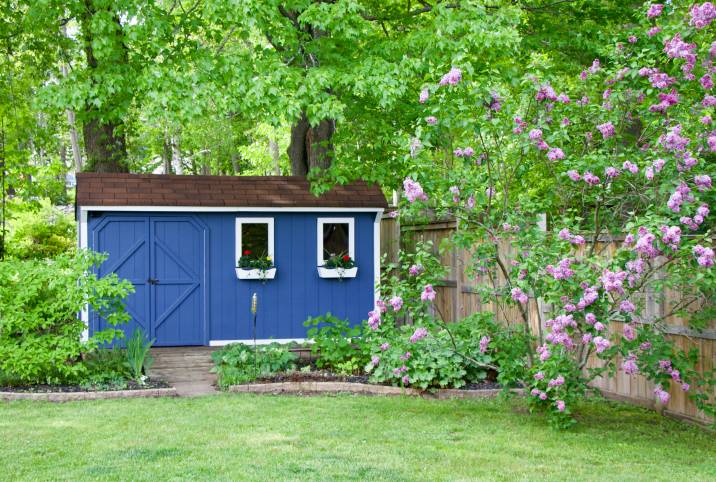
[0,379,170,393]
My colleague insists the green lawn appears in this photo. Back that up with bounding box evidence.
[1,394,714,481]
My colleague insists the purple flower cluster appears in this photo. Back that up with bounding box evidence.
[693,245,715,267]
[367,310,381,330]
[408,264,423,276]
[389,296,403,311]
[420,284,436,302]
[622,354,639,374]
[647,3,664,18]
[511,287,529,305]
[601,269,627,295]
[410,327,428,343]
[593,336,611,354]
[479,336,491,354]
[546,258,575,280]
[403,178,428,203]
[690,2,716,29]
[597,121,615,139]
[439,67,462,86]
[558,228,586,245]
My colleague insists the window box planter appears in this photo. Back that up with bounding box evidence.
[317,266,358,279]
[235,267,277,280]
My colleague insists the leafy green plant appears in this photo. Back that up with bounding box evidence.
[211,342,297,388]
[237,249,274,271]
[304,313,369,373]
[83,347,131,382]
[323,253,355,269]
[6,199,76,260]
[0,251,133,385]
[126,329,155,385]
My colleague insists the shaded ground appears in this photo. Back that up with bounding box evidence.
[1,395,714,481]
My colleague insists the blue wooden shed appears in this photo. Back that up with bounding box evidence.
[76,173,387,347]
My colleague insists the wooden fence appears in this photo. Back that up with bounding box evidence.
[380,214,715,424]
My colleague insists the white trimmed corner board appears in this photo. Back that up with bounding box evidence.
[317,266,358,279]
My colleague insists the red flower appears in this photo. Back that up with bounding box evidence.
[342,255,351,261]
[243,250,252,256]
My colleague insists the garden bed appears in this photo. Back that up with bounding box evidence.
[0,380,176,402]
[230,373,521,399]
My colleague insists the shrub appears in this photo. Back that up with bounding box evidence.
[304,313,370,374]
[0,251,133,385]
[6,199,75,260]
[211,342,298,388]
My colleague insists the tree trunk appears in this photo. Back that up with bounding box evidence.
[171,136,183,174]
[269,138,281,175]
[82,118,127,172]
[162,130,172,174]
[78,0,128,173]
[288,112,335,175]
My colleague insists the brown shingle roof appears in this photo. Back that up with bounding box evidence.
[76,173,388,209]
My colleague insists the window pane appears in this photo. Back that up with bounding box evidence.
[322,223,349,259]
[242,223,269,256]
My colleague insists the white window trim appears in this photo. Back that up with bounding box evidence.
[317,217,355,267]
[235,217,275,265]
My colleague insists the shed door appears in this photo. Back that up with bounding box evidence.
[93,215,206,346]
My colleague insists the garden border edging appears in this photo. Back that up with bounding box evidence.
[0,387,177,402]
[229,381,524,399]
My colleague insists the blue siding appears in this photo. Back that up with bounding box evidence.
[89,210,377,345]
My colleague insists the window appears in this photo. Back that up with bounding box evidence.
[236,218,274,262]
[317,217,355,266]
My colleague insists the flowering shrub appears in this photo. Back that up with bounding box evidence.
[395,1,716,427]
[237,250,273,271]
[323,254,356,269]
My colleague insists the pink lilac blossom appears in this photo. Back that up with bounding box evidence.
[593,336,611,354]
[585,313,597,325]
[620,300,636,313]
[648,26,662,37]
[597,122,616,139]
[380,342,390,351]
[649,89,679,113]
[528,128,542,140]
[421,284,436,302]
[463,147,475,157]
[605,167,620,178]
[708,133,716,152]
[702,74,714,90]
[693,245,715,267]
[557,93,571,103]
[535,140,550,150]
[511,287,529,305]
[419,88,429,103]
[535,84,558,102]
[537,344,551,361]
[695,174,712,191]
[654,385,670,404]
[439,67,462,86]
[403,178,428,203]
[548,375,565,388]
[703,95,716,107]
[367,310,381,330]
[567,170,581,181]
[660,225,682,249]
[589,59,601,74]
[623,354,639,374]
[628,35,638,44]
[425,116,437,125]
[547,148,565,160]
[408,264,423,276]
[479,336,491,354]
[546,258,575,280]
[603,88,613,99]
[659,124,690,151]
[410,327,429,343]
[645,167,655,180]
[594,322,606,332]
[534,372,545,380]
[449,185,460,203]
[583,171,600,185]
[389,296,403,311]
[690,2,716,29]
[388,210,399,218]
[663,34,697,71]
[466,195,475,209]
[376,300,387,313]
[623,324,637,341]
[400,352,411,361]
[561,117,570,126]
[623,161,639,173]
[601,269,627,295]
[393,365,407,376]
[582,333,593,344]
[371,355,380,366]
[647,3,664,18]
[652,158,666,172]
[635,228,659,257]
[402,375,410,385]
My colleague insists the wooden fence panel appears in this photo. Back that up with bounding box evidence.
[381,215,715,424]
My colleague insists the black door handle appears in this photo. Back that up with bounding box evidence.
[147,278,159,285]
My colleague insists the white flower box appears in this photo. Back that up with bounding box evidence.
[235,267,277,280]
[317,266,358,279]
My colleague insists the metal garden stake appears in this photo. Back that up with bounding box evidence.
[251,292,258,377]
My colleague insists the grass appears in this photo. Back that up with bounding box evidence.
[1,394,714,481]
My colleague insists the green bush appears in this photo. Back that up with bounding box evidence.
[81,348,132,389]
[211,342,298,388]
[304,313,371,374]
[0,251,133,385]
[6,199,76,260]
[126,328,155,385]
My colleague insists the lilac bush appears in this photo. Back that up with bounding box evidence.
[383,1,716,427]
